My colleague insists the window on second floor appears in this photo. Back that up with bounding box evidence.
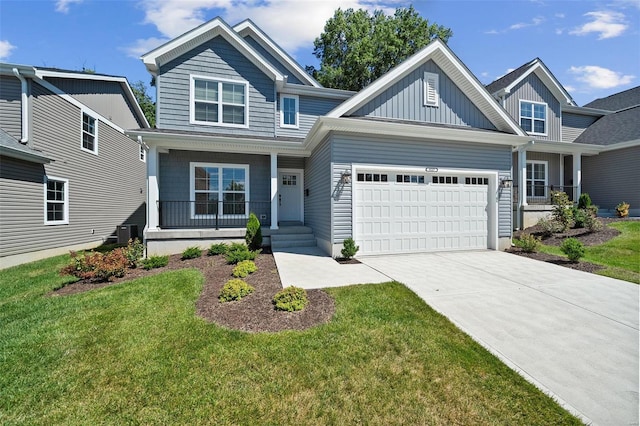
[520,100,547,135]
[280,94,299,128]
[81,112,98,154]
[190,76,248,127]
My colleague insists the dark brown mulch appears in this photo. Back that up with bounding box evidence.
[506,247,605,273]
[51,251,335,333]
[334,257,361,264]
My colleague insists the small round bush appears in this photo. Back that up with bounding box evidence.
[232,260,257,278]
[140,255,169,270]
[515,233,540,253]
[208,243,229,256]
[181,246,202,260]
[341,237,359,259]
[219,279,254,302]
[560,238,585,262]
[273,286,309,312]
[225,242,259,264]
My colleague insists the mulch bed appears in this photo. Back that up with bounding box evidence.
[51,249,335,333]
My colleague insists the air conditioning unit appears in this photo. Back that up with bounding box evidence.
[117,224,139,244]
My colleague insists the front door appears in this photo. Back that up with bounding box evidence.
[278,170,302,223]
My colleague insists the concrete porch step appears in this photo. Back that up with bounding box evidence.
[271,237,317,249]
[270,233,317,242]
[267,226,313,235]
[269,225,317,248]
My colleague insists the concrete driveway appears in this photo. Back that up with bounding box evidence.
[360,251,639,426]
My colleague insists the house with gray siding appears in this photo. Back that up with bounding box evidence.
[128,17,637,257]
[0,64,149,268]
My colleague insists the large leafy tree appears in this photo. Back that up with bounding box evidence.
[130,80,156,127]
[308,6,452,91]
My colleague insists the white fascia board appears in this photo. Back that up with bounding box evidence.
[35,77,125,133]
[525,139,602,155]
[0,63,36,76]
[598,139,640,152]
[141,17,283,83]
[279,82,355,100]
[0,146,52,163]
[233,20,321,88]
[505,62,575,106]
[562,105,611,116]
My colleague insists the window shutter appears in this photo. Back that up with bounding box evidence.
[424,72,439,106]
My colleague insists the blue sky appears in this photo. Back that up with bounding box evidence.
[1,0,638,106]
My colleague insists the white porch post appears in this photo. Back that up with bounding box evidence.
[559,154,565,189]
[518,148,528,207]
[147,145,159,230]
[573,152,582,202]
[270,152,278,230]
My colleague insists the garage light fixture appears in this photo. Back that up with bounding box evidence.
[501,178,513,188]
[341,170,352,184]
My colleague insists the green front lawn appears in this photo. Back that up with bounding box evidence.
[0,255,580,425]
[540,221,640,283]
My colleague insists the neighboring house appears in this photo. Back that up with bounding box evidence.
[0,64,149,268]
[486,60,639,226]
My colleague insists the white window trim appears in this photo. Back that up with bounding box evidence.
[279,94,299,129]
[189,162,250,219]
[139,145,146,163]
[189,75,249,128]
[80,110,98,155]
[423,71,439,107]
[44,176,69,225]
[526,160,548,198]
[519,100,547,136]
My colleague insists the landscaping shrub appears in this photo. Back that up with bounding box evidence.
[572,207,588,229]
[245,213,263,251]
[584,213,603,233]
[124,238,144,267]
[60,249,128,282]
[551,191,574,232]
[140,255,169,270]
[225,242,260,264]
[560,238,585,262]
[273,286,309,312]
[577,193,592,209]
[208,243,229,256]
[219,279,254,302]
[181,246,202,260]
[232,260,258,278]
[341,237,359,259]
[616,201,630,218]
[537,217,563,237]
[515,233,540,253]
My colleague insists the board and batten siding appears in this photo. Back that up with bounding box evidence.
[352,60,497,131]
[303,138,332,245]
[45,77,143,129]
[504,73,561,141]
[276,95,344,138]
[329,134,513,243]
[0,81,146,258]
[583,146,640,211]
[562,112,598,143]
[0,76,22,140]
[243,35,304,85]
[157,36,275,137]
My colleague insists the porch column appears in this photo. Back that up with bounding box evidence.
[559,154,565,189]
[147,145,159,230]
[573,152,582,202]
[518,147,528,207]
[270,152,278,230]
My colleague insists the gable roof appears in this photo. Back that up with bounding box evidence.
[583,86,640,111]
[327,38,525,136]
[574,106,640,146]
[141,17,284,83]
[0,128,52,163]
[233,19,321,88]
[486,58,576,106]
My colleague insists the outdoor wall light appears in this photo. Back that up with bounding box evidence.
[501,178,513,188]
[341,170,352,184]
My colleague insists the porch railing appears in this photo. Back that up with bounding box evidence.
[512,186,576,205]
[158,201,271,229]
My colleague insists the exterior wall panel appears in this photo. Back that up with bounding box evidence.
[562,112,598,143]
[0,76,22,139]
[583,146,640,212]
[276,95,344,138]
[243,35,303,85]
[303,139,331,243]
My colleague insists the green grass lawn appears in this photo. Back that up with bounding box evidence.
[0,255,580,425]
[540,221,640,283]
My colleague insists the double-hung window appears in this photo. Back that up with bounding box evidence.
[520,100,546,135]
[280,94,299,128]
[526,160,547,198]
[191,163,249,218]
[81,111,98,154]
[191,76,248,127]
[44,176,69,225]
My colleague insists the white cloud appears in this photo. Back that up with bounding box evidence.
[570,11,628,39]
[555,13,565,18]
[555,28,564,35]
[509,16,544,30]
[123,37,169,58]
[569,65,634,89]
[564,85,575,93]
[0,40,16,60]
[55,0,83,13]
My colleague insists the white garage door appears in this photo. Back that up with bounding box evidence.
[354,170,490,255]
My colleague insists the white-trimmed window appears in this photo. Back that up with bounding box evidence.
[520,100,547,135]
[526,160,547,198]
[44,176,69,225]
[280,94,299,128]
[81,111,98,154]
[190,76,248,127]
[139,145,146,162]
[423,72,439,107]
[190,163,249,218]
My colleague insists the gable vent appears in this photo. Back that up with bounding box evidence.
[424,72,439,107]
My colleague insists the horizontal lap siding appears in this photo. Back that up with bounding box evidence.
[353,60,496,130]
[277,156,304,169]
[583,146,640,210]
[277,96,344,138]
[1,82,146,258]
[505,74,561,141]
[330,134,512,242]
[0,76,22,140]
[304,139,331,242]
[158,36,275,137]
[562,112,598,142]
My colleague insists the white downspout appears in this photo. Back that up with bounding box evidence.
[12,68,29,144]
